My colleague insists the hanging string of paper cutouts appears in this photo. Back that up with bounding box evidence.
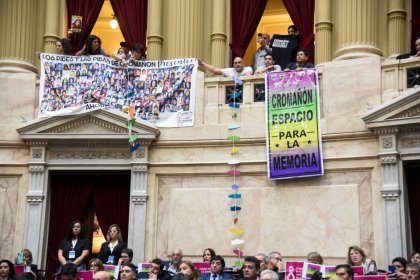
[227,75,245,269]
[124,68,141,153]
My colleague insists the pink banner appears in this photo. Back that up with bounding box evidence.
[193,262,211,275]
[285,261,304,280]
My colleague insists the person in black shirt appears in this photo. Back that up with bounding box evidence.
[284,49,315,71]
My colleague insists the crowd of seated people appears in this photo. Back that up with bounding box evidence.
[3,239,420,280]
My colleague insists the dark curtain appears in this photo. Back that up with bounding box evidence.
[229,0,268,59]
[110,0,148,49]
[282,0,315,64]
[406,165,420,250]
[93,174,131,242]
[66,0,105,54]
[45,174,94,279]
[412,0,420,51]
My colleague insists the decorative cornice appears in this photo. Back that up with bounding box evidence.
[379,154,398,163]
[132,195,148,205]
[47,149,132,160]
[27,195,45,204]
[29,165,45,172]
[132,164,148,172]
[381,189,400,200]
[43,116,128,134]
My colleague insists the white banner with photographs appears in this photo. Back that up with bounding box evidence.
[39,54,197,127]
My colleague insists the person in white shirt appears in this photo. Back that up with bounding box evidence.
[198,57,253,77]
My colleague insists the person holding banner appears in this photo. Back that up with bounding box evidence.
[346,246,377,275]
[75,35,109,56]
[284,49,314,71]
[198,57,253,77]
[98,224,127,265]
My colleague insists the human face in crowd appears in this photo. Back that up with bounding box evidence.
[109,226,119,241]
[149,262,161,275]
[56,42,65,55]
[23,251,32,265]
[203,250,212,262]
[171,249,183,265]
[296,51,308,64]
[264,55,275,67]
[261,271,275,280]
[72,222,81,238]
[255,255,267,270]
[393,261,405,273]
[243,262,259,280]
[259,34,269,47]
[413,253,420,264]
[233,57,245,73]
[131,51,142,61]
[415,38,420,54]
[336,268,352,280]
[268,253,282,270]
[94,271,111,280]
[179,263,193,277]
[349,249,363,266]
[118,48,127,56]
[0,262,10,278]
[407,266,419,280]
[92,39,100,51]
[120,253,130,265]
[90,261,101,272]
[288,27,297,35]
[121,266,136,280]
[210,259,223,275]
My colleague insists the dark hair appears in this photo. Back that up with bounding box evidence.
[297,48,309,57]
[58,38,72,55]
[203,248,216,260]
[122,263,137,274]
[0,260,15,279]
[264,52,274,60]
[210,255,225,268]
[244,256,260,270]
[411,250,420,258]
[62,262,77,276]
[121,248,134,260]
[288,25,298,32]
[132,43,146,59]
[392,257,408,270]
[84,35,102,55]
[172,273,190,280]
[65,220,85,240]
[151,258,165,271]
[335,264,354,279]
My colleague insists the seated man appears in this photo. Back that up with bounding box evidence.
[165,248,183,274]
[284,49,314,71]
[94,271,111,280]
[149,258,173,280]
[121,263,137,280]
[255,53,281,74]
[198,57,253,77]
[407,263,420,280]
[61,263,78,280]
[260,270,279,280]
[335,264,354,280]
[255,254,268,271]
[242,256,260,280]
[202,255,231,280]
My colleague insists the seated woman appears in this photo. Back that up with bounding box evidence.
[89,258,104,273]
[307,251,324,265]
[347,245,377,275]
[202,248,216,262]
[15,249,37,274]
[0,260,16,280]
[58,220,91,271]
[179,260,200,280]
[98,224,127,265]
[75,35,109,56]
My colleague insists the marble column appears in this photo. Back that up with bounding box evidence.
[147,0,163,60]
[24,145,48,267]
[335,0,383,60]
[378,132,407,264]
[211,0,227,68]
[43,0,60,53]
[0,0,39,73]
[165,0,204,59]
[128,164,149,263]
[387,0,406,58]
[315,0,332,64]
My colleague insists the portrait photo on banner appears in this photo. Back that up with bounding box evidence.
[39,54,198,127]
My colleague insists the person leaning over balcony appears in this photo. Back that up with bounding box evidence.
[284,49,314,71]
[198,57,253,77]
[75,35,109,56]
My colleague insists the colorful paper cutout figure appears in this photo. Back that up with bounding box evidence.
[229,227,244,235]
[228,103,240,109]
[227,135,240,141]
[234,261,244,268]
[228,193,241,199]
[229,91,241,98]
[130,143,141,153]
[231,239,245,246]
[231,184,240,190]
[228,169,241,176]
[228,123,241,130]
[127,118,136,126]
[233,217,239,223]
[228,159,240,165]
[233,248,243,256]
[230,206,241,211]
[232,76,243,85]
[130,134,140,143]
[230,147,239,154]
